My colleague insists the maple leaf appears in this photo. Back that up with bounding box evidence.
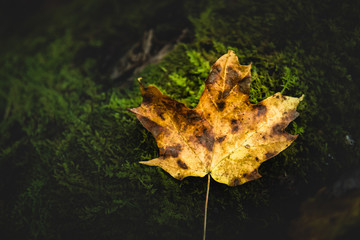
[130,50,303,186]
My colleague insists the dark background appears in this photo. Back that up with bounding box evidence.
[1,0,360,239]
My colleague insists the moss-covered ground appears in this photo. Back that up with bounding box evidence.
[1,0,360,239]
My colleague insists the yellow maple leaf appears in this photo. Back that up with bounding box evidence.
[130,50,303,186]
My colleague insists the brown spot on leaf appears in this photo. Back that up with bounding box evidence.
[217,90,231,100]
[231,119,240,133]
[223,89,231,98]
[142,92,153,105]
[217,91,223,100]
[160,95,173,105]
[206,71,218,84]
[159,112,165,120]
[160,145,182,158]
[185,110,202,124]
[196,128,215,151]
[226,66,239,88]
[138,116,165,138]
[255,157,259,162]
[232,126,239,133]
[217,101,226,111]
[238,76,251,94]
[177,159,188,169]
[214,64,222,73]
[174,102,185,112]
[217,136,226,143]
[246,169,260,181]
[272,123,286,135]
[254,103,267,116]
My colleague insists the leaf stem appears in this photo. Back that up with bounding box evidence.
[203,174,211,240]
